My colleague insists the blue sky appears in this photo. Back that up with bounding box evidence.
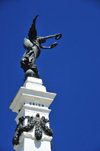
[0,0,100,151]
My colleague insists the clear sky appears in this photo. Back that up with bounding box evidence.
[0,0,100,151]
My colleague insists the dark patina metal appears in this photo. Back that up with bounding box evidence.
[12,113,53,145]
[20,15,62,79]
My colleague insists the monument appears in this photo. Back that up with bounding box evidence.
[9,15,62,151]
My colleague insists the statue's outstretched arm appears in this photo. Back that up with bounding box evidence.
[42,33,62,40]
[40,42,58,49]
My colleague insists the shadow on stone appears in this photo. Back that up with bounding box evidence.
[34,140,41,148]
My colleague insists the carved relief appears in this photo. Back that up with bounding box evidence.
[12,113,53,145]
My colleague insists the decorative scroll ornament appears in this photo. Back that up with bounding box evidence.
[12,113,53,145]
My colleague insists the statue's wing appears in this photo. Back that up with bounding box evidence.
[28,15,39,42]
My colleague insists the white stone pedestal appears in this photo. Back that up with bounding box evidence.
[9,77,56,151]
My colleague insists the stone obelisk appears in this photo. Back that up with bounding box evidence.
[10,77,56,151]
[9,15,62,151]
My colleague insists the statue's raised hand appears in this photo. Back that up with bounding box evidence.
[50,42,58,48]
[55,33,62,40]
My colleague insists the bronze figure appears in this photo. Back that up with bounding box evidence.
[20,15,62,78]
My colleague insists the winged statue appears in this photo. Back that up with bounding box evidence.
[20,15,62,79]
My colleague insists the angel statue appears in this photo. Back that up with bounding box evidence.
[20,15,62,79]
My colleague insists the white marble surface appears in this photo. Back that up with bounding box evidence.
[14,137,51,151]
[10,77,56,113]
[24,77,46,92]
[10,77,56,151]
